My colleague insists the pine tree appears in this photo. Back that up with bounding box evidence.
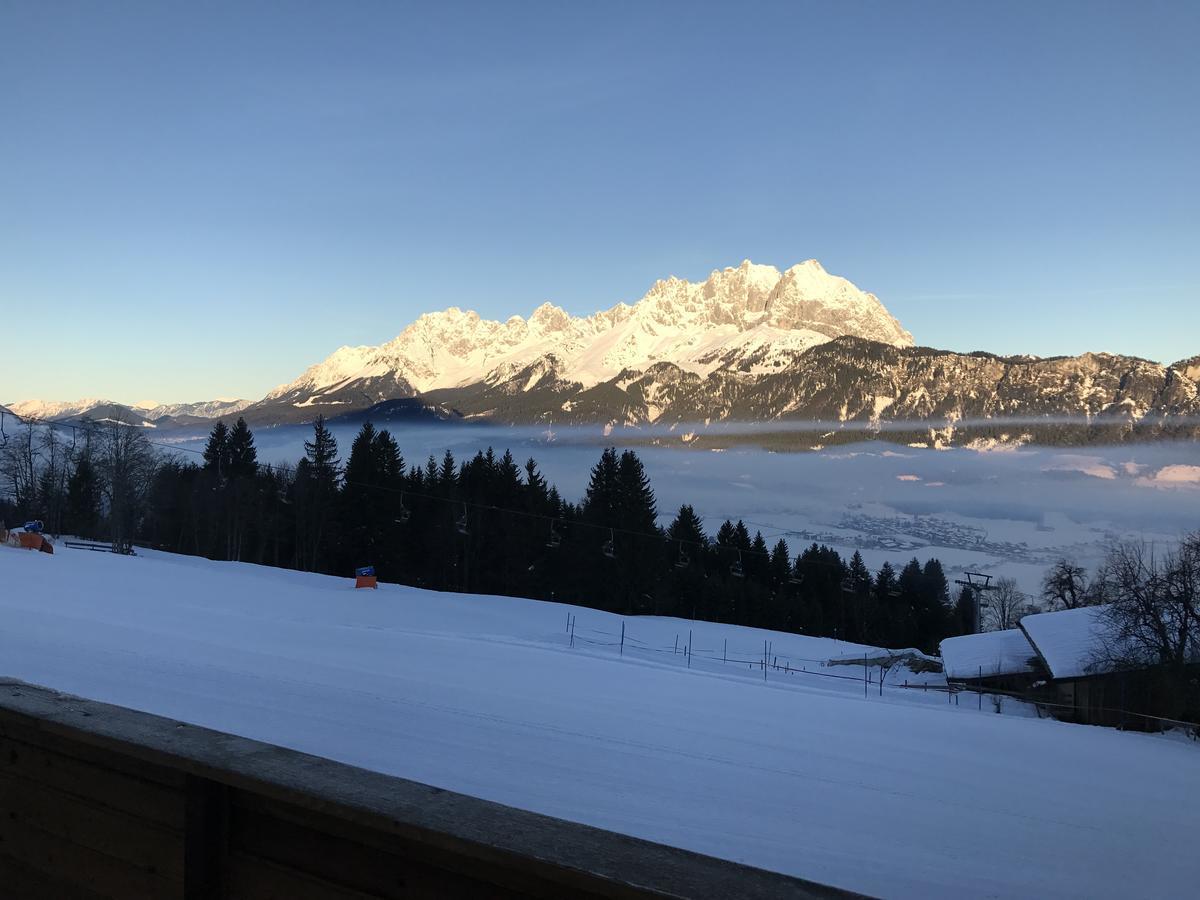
[733,520,752,551]
[616,450,657,533]
[749,531,770,583]
[339,423,406,579]
[769,538,792,587]
[222,417,260,560]
[874,561,899,644]
[342,422,379,488]
[913,558,952,651]
[438,450,457,488]
[202,421,230,475]
[295,415,340,571]
[65,454,100,538]
[846,550,874,642]
[667,505,705,547]
[304,415,340,484]
[226,418,258,479]
[715,519,736,546]
[953,585,977,635]
[374,429,404,483]
[893,558,925,647]
[582,447,620,526]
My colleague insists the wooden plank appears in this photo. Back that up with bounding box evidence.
[231,791,615,899]
[0,733,185,829]
[230,802,524,899]
[184,777,228,900]
[0,769,184,881]
[226,851,381,900]
[0,813,181,900]
[0,853,109,900]
[0,719,188,789]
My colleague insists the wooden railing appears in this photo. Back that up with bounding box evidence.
[0,678,860,899]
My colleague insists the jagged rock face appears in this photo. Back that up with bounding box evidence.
[762,262,911,344]
[720,341,1200,424]
[422,338,1200,441]
[1174,354,1200,383]
[254,258,913,414]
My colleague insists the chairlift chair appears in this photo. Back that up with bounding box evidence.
[455,504,469,536]
[546,521,562,549]
[674,543,690,569]
[730,551,745,579]
[601,529,616,559]
[395,494,411,524]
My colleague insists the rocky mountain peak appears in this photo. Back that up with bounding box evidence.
[529,301,572,332]
[236,258,917,410]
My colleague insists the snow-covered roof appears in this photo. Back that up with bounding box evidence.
[824,647,943,672]
[939,629,1039,680]
[1018,606,1114,680]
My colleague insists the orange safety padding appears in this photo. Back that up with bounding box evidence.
[355,575,378,589]
[39,539,54,554]
[18,533,43,551]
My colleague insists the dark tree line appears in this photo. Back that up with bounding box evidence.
[4,414,971,652]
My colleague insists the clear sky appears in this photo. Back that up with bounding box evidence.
[2,0,1197,404]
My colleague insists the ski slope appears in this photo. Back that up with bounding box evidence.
[2,546,1198,898]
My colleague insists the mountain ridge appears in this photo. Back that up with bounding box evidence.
[8,258,1199,446]
[262,258,913,406]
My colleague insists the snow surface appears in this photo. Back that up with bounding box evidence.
[3,545,1199,898]
[940,629,1040,680]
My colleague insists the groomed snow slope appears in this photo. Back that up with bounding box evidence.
[2,547,1198,898]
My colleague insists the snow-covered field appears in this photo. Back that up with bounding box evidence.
[167,426,1200,594]
[3,544,1198,898]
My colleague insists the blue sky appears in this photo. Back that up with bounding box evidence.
[2,1,1197,403]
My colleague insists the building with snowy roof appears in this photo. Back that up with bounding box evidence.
[937,606,1195,729]
[1018,606,1114,681]
[939,628,1044,691]
[1019,605,1193,729]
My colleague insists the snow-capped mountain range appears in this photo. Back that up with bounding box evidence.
[5,397,253,426]
[265,259,911,404]
[8,258,1198,444]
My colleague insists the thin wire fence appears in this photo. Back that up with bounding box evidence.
[560,613,1200,739]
